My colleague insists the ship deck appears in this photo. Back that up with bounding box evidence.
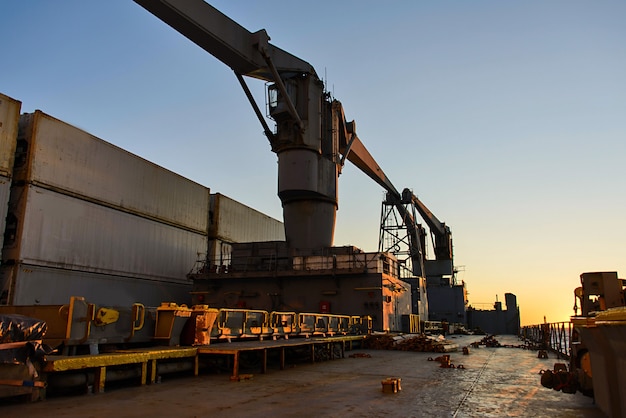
[1,335,604,417]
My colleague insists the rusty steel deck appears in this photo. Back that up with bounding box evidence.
[33,335,366,395]
[2,335,605,417]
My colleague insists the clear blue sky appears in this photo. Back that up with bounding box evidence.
[2,1,625,325]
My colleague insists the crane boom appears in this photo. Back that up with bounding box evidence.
[134,0,420,257]
[403,189,453,262]
[330,102,400,198]
[133,0,315,81]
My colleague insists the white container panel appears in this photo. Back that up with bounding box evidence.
[3,185,207,281]
[15,111,209,233]
[0,93,21,177]
[2,263,191,307]
[211,193,284,243]
[204,238,232,269]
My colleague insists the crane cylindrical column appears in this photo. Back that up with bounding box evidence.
[271,74,337,249]
[278,148,337,249]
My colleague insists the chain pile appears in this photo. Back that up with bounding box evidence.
[364,334,452,352]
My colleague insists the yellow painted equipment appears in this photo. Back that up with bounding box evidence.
[94,307,120,326]
[154,303,192,346]
[180,305,219,346]
[0,297,155,352]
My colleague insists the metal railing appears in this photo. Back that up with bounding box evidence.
[520,321,572,359]
[190,250,407,279]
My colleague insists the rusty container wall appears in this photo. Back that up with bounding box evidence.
[2,184,207,283]
[210,193,284,243]
[0,94,21,249]
[15,111,209,233]
[0,93,21,178]
[0,177,10,244]
[1,263,191,306]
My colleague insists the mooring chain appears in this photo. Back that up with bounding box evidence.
[452,349,496,417]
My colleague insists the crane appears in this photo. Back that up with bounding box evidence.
[133,0,459,324]
[402,188,454,282]
[134,0,403,251]
[378,188,453,281]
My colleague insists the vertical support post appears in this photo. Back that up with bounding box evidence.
[280,347,285,370]
[140,362,147,385]
[93,366,106,393]
[150,360,157,384]
[232,352,240,380]
[262,349,267,374]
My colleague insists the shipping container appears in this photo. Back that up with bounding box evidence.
[0,94,21,255]
[206,194,285,269]
[14,111,209,233]
[0,93,20,178]
[210,193,284,242]
[3,184,207,282]
[1,263,191,306]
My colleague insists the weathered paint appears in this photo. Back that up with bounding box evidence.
[1,263,192,306]
[15,111,209,233]
[210,193,284,243]
[3,184,207,283]
[0,335,605,417]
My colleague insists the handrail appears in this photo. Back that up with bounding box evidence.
[520,321,572,359]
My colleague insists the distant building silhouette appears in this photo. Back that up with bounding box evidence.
[467,293,520,335]
[427,278,468,325]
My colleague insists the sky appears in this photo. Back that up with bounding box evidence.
[1,1,624,326]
